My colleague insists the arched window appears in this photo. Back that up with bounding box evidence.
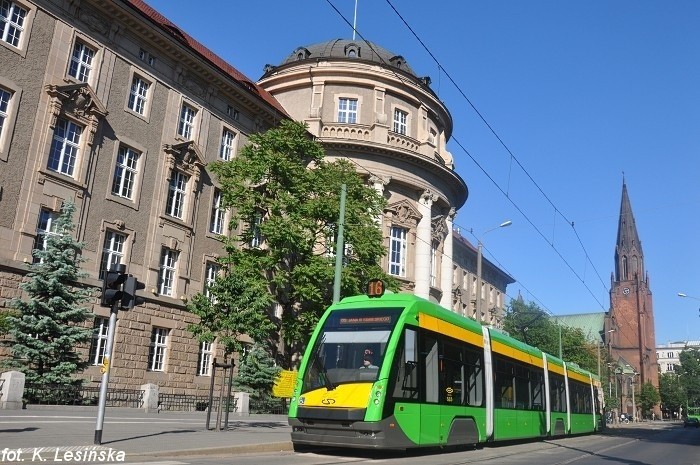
[621,256,628,280]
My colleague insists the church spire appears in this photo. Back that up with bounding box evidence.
[614,180,643,282]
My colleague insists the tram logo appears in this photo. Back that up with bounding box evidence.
[321,398,336,405]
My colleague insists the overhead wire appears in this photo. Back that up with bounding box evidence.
[321,0,607,312]
[381,0,609,306]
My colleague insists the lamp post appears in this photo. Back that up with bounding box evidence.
[476,220,512,323]
[629,372,639,422]
[678,293,700,318]
[598,329,616,377]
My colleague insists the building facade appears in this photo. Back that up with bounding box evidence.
[452,231,514,327]
[656,341,700,375]
[0,1,512,395]
[0,0,286,394]
[257,40,469,308]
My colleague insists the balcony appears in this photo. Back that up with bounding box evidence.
[318,122,444,165]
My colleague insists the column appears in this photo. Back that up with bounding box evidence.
[414,190,436,299]
[369,175,390,226]
[439,208,456,309]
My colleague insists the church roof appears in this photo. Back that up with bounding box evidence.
[551,312,606,344]
[268,39,418,78]
[616,181,643,256]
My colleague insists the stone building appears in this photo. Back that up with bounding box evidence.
[0,0,286,394]
[452,231,514,327]
[257,39,512,326]
[656,340,700,375]
[0,1,512,395]
[257,39,469,307]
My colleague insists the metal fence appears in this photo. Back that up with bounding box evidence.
[24,383,144,408]
[157,393,237,412]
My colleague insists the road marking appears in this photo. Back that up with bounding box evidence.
[553,439,638,464]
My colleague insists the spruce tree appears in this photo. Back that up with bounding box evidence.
[233,345,281,413]
[6,200,93,389]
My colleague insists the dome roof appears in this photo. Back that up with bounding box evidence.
[271,39,417,77]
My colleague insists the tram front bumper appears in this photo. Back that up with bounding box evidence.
[289,415,414,450]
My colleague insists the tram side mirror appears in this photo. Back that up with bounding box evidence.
[405,361,417,375]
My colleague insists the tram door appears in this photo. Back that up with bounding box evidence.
[420,334,441,445]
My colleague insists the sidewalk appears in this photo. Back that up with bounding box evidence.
[0,406,292,461]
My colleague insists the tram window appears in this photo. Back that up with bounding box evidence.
[512,363,528,409]
[549,374,566,412]
[494,357,515,408]
[531,371,545,411]
[465,349,483,406]
[392,328,419,399]
[422,335,439,403]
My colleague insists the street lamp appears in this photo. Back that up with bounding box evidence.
[629,372,639,422]
[476,220,512,323]
[678,292,700,318]
[598,329,615,377]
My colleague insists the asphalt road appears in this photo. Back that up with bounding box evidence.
[114,422,699,465]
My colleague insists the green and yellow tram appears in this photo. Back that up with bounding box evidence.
[288,285,602,449]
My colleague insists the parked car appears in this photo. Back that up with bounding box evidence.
[683,416,699,428]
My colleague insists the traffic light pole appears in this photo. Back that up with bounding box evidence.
[94,300,118,445]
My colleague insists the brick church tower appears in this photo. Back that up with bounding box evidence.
[605,181,659,416]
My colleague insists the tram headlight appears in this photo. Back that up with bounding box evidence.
[374,398,380,406]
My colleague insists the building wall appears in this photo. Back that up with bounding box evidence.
[0,0,283,395]
[656,341,700,375]
[257,43,472,308]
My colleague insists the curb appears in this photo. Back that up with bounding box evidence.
[129,441,294,458]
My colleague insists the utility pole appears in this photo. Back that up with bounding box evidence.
[332,184,347,304]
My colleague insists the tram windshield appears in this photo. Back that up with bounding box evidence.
[301,308,402,393]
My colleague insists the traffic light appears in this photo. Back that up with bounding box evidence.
[121,275,146,310]
[101,264,127,307]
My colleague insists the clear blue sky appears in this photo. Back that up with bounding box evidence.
[144,0,700,344]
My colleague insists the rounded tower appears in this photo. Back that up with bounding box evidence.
[258,39,468,304]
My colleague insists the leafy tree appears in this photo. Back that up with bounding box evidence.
[233,344,281,413]
[638,381,660,416]
[187,261,276,363]
[659,373,685,415]
[209,120,394,365]
[503,299,597,373]
[4,200,92,389]
[678,348,700,406]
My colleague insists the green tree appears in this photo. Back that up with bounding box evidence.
[187,262,276,363]
[659,373,685,415]
[209,120,394,365]
[0,310,19,336]
[233,344,281,413]
[503,299,597,373]
[678,348,700,406]
[5,200,92,389]
[638,381,660,417]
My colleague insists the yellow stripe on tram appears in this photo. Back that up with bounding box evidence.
[491,340,544,368]
[419,313,483,348]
